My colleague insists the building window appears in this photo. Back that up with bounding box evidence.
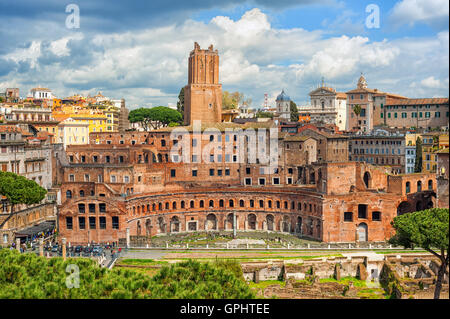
[344,212,353,222]
[78,203,85,214]
[259,178,265,185]
[89,203,96,214]
[209,169,214,176]
[358,204,367,219]
[372,211,381,221]
[245,178,251,185]
[273,177,280,185]
[99,203,106,213]
[66,190,72,199]
[170,169,176,177]
[79,217,85,230]
[192,169,197,177]
[112,216,119,229]
[99,217,106,229]
[66,217,73,230]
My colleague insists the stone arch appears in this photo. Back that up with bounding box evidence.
[206,214,217,230]
[157,217,165,233]
[248,214,257,230]
[363,172,371,188]
[145,219,151,236]
[416,200,422,211]
[282,215,290,232]
[296,216,302,234]
[266,214,274,231]
[315,220,321,239]
[170,216,180,232]
[226,213,236,230]
[357,222,368,242]
[137,220,142,236]
[397,201,412,215]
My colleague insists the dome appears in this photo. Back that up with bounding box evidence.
[276,90,290,102]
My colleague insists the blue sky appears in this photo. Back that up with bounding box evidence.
[0,0,448,108]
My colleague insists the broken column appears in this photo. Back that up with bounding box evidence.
[126,227,130,249]
[62,238,67,261]
[39,238,44,257]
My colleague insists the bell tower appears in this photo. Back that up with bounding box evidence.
[184,42,223,125]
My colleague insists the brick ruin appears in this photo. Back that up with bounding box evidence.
[57,126,437,245]
[241,254,449,299]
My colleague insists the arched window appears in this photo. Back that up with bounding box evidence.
[79,190,84,197]
[158,203,162,210]
[229,200,234,207]
[190,200,194,208]
[165,202,169,210]
[428,179,433,190]
[181,201,185,209]
[209,200,214,208]
[172,202,177,209]
[259,200,264,208]
[405,182,410,194]
[298,202,301,211]
[66,190,72,199]
[200,200,204,208]
[239,200,245,207]
[152,203,156,211]
[219,199,224,207]
[284,201,288,209]
[417,181,422,192]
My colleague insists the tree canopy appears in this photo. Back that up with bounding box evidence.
[0,250,254,299]
[255,111,273,119]
[414,136,422,173]
[222,91,251,110]
[389,208,449,299]
[128,107,182,131]
[290,100,299,122]
[176,87,184,121]
[0,171,47,206]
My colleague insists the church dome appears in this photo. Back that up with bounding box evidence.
[276,90,290,102]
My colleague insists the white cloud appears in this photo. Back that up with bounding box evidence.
[421,76,441,88]
[0,7,448,108]
[390,0,449,28]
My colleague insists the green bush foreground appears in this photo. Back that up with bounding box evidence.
[0,249,254,299]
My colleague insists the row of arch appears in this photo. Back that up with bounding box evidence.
[131,212,322,239]
[128,198,320,216]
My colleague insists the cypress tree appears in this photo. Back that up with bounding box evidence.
[414,136,422,172]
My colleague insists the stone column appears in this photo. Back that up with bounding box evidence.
[233,212,237,238]
[263,220,267,231]
[16,238,21,252]
[39,238,44,257]
[126,228,130,248]
[62,238,67,261]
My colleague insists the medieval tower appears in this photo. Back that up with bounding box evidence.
[184,42,223,125]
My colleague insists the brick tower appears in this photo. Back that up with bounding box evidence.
[184,42,222,125]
